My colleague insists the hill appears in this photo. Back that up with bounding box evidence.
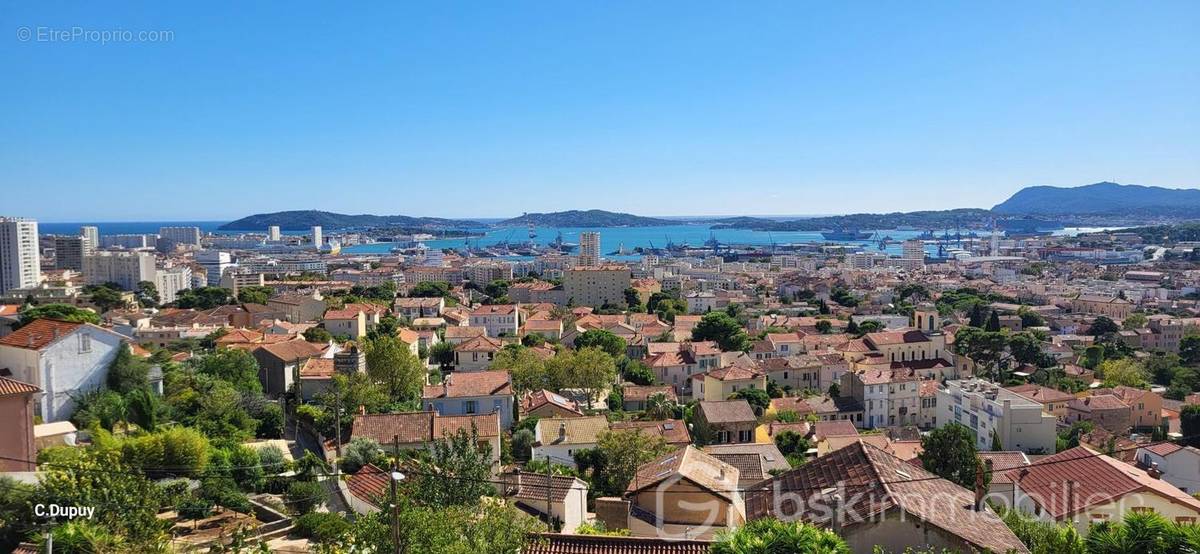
[496,210,677,227]
[710,209,997,231]
[993,182,1200,216]
[219,210,481,231]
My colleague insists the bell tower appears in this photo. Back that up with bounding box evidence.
[913,303,940,334]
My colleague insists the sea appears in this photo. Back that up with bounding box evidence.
[36,220,1113,259]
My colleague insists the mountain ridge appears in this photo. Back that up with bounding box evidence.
[993,182,1200,215]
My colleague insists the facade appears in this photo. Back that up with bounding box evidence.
[83,251,156,290]
[533,415,609,467]
[938,378,1057,454]
[351,411,502,470]
[0,376,40,471]
[563,265,632,308]
[623,446,745,540]
[695,400,758,444]
[578,231,600,267]
[0,319,126,422]
[502,470,590,533]
[158,226,202,249]
[1072,294,1133,320]
[268,225,281,241]
[0,217,41,294]
[469,304,519,337]
[311,225,323,247]
[154,266,193,304]
[53,236,89,271]
[422,370,515,429]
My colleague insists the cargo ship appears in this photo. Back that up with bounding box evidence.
[820,229,872,241]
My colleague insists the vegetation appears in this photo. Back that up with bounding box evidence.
[574,429,672,497]
[17,302,100,326]
[692,311,752,352]
[918,423,987,489]
[712,517,850,554]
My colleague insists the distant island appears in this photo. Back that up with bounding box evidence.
[710,209,998,232]
[495,210,678,227]
[219,210,482,231]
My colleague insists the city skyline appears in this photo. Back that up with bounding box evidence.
[4,1,1198,220]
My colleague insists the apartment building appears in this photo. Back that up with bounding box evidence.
[469,304,519,337]
[83,250,156,290]
[53,236,91,271]
[563,265,631,308]
[154,266,193,304]
[938,378,1057,454]
[0,217,41,294]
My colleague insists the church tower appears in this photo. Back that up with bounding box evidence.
[913,303,941,334]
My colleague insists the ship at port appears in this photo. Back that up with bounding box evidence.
[820,229,873,241]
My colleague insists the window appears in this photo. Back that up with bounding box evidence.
[717,431,730,443]
[738,430,752,442]
[78,333,91,353]
[464,400,477,414]
[1131,507,1155,514]
[1177,517,1196,524]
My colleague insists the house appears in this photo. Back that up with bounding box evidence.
[692,366,766,403]
[453,335,503,372]
[296,357,336,401]
[444,326,486,345]
[0,376,39,471]
[1071,294,1133,320]
[1006,383,1075,417]
[1094,386,1163,430]
[393,297,444,320]
[1008,446,1200,533]
[522,318,564,341]
[502,469,590,533]
[422,371,514,429]
[252,339,330,396]
[343,463,390,514]
[622,446,744,540]
[1136,442,1200,493]
[469,304,519,337]
[702,443,791,487]
[522,534,713,554]
[533,415,609,468]
[938,378,1058,454]
[694,400,758,445]
[350,411,502,470]
[610,419,691,446]
[746,441,1028,554]
[843,366,922,429]
[621,385,677,412]
[1067,394,1132,434]
[0,319,127,422]
[520,389,584,419]
[978,451,1032,507]
[805,395,866,427]
[266,292,326,323]
[322,308,367,339]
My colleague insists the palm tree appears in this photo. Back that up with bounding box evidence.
[642,392,676,421]
[36,521,128,554]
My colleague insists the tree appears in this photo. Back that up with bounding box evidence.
[492,345,556,393]
[623,287,644,311]
[429,341,456,370]
[124,387,160,432]
[643,392,677,420]
[303,326,333,343]
[341,437,384,474]
[692,311,751,352]
[560,347,618,408]
[621,359,657,386]
[774,430,812,467]
[83,283,127,313]
[574,329,627,358]
[364,335,424,402]
[106,342,150,393]
[1017,307,1046,329]
[729,388,770,415]
[855,320,883,337]
[1099,358,1149,388]
[236,285,273,305]
[347,500,544,554]
[1181,335,1200,366]
[413,426,495,508]
[711,518,849,554]
[408,281,451,298]
[135,280,160,308]
[1182,405,1200,448]
[998,506,1086,554]
[1123,312,1149,330]
[918,423,986,489]
[174,286,234,309]
[968,303,987,327]
[1088,316,1121,337]
[193,348,262,393]
[1084,511,1197,554]
[991,429,1003,451]
[35,520,129,553]
[17,303,100,327]
[815,319,833,334]
[1083,344,1106,369]
[511,429,536,461]
[953,326,1010,380]
[0,476,36,551]
[37,450,169,547]
[1008,332,1047,367]
[70,389,127,431]
[286,480,326,515]
[574,429,672,497]
[985,310,1002,332]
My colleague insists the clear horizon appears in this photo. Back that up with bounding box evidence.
[3,2,1198,221]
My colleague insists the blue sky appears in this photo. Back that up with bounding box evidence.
[1,1,1197,221]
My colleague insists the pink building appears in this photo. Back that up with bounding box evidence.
[0,376,39,471]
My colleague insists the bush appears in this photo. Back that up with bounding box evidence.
[340,437,383,474]
[294,512,351,543]
[177,497,214,521]
[158,479,192,508]
[258,445,287,475]
[286,480,326,515]
[512,429,535,461]
[229,445,265,492]
[256,403,285,439]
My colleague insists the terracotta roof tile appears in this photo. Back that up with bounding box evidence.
[423,371,512,399]
[346,463,390,508]
[0,376,40,396]
[0,319,85,350]
[611,419,691,445]
[523,534,711,554]
[697,400,756,424]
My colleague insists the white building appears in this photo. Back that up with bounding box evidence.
[196,251,234,284]
[1135,443,1200,494]
[578,231,600,267]
[83,251,156,290]
[268,225,281,241]
[154,266,193,304]
[937,378,1057,454]
[0,319,126,422]
[158,226,202,249]
[80,226,99,251]
[0,217,41,295]
[100,234,155,249]
[311,226,323,248]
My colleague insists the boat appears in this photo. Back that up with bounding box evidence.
[550,231,577,252]
[820,229,872,241]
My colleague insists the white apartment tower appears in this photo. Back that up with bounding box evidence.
[268,225,281,241]
[80,225,99,250]
[0,217,41,294]
[902,240,925,261]
[578,231,600,267]
[311,226,323,248]
[158,226,202,250]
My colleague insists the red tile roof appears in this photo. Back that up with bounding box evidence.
[345,463,390,508]
[697,400,757,424]
[255,339,325,362]
[611,419,691,445]
[0,376,40,397]
[422,371,512,399]
[523,534,712,554]
[351,411,500,445]
[0,319,85,350]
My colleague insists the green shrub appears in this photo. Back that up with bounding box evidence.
[229,445,265,492]
[177,497,213,521]
[256,403,284,439]
[294,512,351,543]
[286,481,325,515]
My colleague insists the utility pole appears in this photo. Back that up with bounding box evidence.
[546,458,553,531]
[391,434,401,554]
[334,392,343,458]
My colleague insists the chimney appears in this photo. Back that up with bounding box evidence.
[1066,480,1077,524]
[719,465,727,480]
[1148,462,1163,480]
[558,422,567,442]
[358,405,367,415]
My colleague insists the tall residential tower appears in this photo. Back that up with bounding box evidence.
[0,217,41,294]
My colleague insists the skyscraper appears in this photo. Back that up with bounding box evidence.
[902,240,925,261]
[0,217,41,294]
[158,226,202,251]
[80,225,99,250]
[268,225,281,241]
[311,226,323,247]
[54,236,87,271]
[579,231,600,267]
